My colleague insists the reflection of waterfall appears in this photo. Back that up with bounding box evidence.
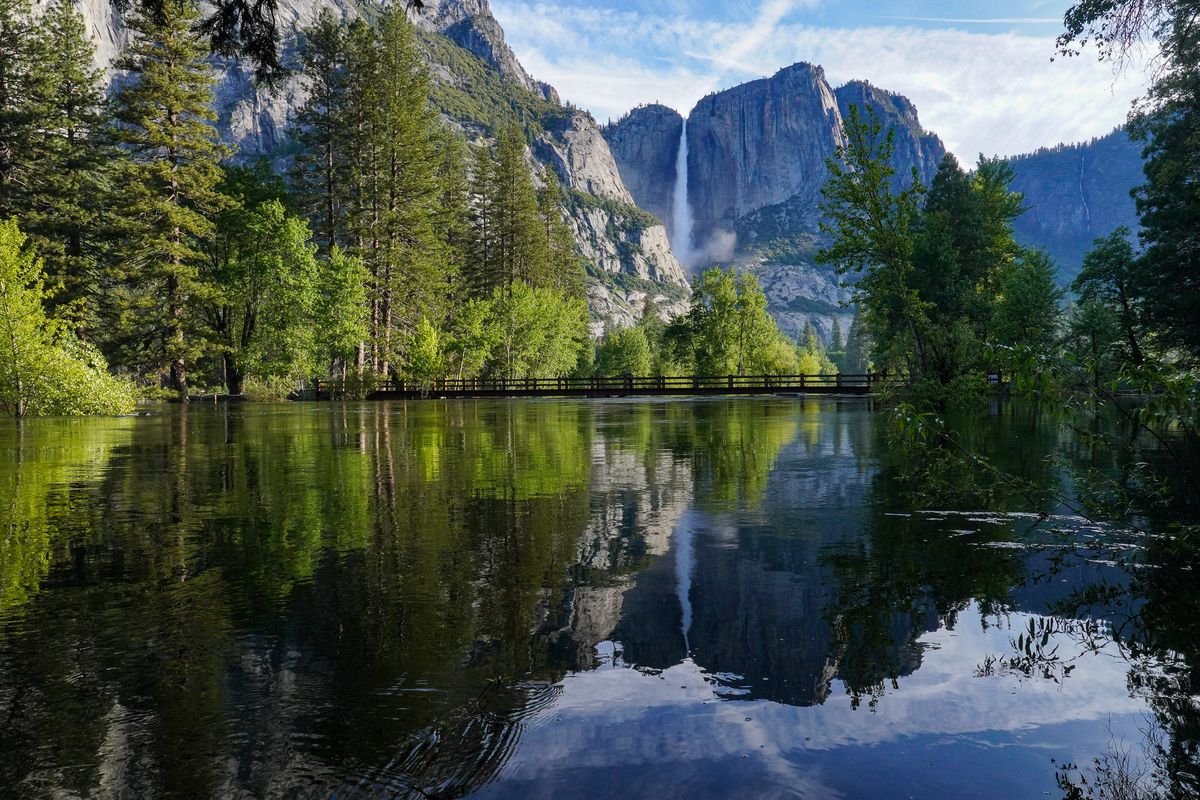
[671,121,694,268]
[675,515,696,655]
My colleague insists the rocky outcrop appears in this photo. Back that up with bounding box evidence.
[834,80,945,187]
[415,0,557,101]
[602,104,683,234]
[686,63,845,245]
[1009,128,1142,283]
[537,113,636,205]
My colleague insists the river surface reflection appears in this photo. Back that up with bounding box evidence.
[0,398,1189,798]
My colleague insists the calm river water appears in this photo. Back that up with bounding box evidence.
[0,398,1195,798]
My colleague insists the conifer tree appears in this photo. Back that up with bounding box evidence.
[537,165,585,295]
[0,0,37,221]
[109,0,229,399]
[484,124,548,293]
[436,129,472,296]
[342,9,449,372]
[24,0,112,317]
[292,9,349,253]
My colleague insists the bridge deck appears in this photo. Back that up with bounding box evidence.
[316,374,884,401]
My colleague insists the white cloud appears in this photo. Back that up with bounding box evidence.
[491,1,1151,159]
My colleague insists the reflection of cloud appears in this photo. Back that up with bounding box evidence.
[491,1,1151,160]
[491,604,1145,794]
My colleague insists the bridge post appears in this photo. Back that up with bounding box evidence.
[836,373,842,389]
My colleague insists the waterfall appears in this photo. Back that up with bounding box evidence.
[675,515,696,656]
[671,120,694,268]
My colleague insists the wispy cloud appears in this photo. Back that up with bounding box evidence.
[866,16,1062,25]
[492,1,1151,159]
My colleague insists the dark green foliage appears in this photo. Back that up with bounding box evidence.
[819,105,1060,397]
[113,0,285,82]
[1072,227,1145,364]
[291,9,349,254]
[0,0,112,323]
[0,0,37,222]
[993,249,1063,352]
[1128,29,1200,362]
[108,0,230,398]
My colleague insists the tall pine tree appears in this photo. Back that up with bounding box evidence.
[292,8,349,254]
[25,0,113,319]
[109,0,229,398]
[0,0,37,221]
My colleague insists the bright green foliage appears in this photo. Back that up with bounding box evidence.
[993,249,1063,352]
[1074,227,1147,365]
[795,320,835,375]
[205,180,322,393]
[667,268,798,376]
[316,247,370,374]
[492,281,589,379]
[108,0,229,399]
[0,220,135,417]
[445,298,500,380]
[595,326,652,377]
[405,317,445,386]
[636,295,683,376]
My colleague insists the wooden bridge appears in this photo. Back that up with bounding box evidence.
[316,373,887,401]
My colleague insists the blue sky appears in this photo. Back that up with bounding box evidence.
[489,0,1152,159]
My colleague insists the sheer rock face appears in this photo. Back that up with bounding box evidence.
[601,104,683,236]
[686,63,845,244]
[536,114,636,205]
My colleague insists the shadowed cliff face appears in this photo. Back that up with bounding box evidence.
[602,104,684,241]
[686,63,845,247]
[833,81,945,189]
[1009,129,1143,284]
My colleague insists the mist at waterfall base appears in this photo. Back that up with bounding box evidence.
[670,121,737,272]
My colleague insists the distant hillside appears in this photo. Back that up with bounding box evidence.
[1009,129,1144,284]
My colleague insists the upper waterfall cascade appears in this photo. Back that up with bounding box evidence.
[670,121,695,268]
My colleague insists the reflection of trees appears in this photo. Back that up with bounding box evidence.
[0,418,133,612]
[0,402,605,798]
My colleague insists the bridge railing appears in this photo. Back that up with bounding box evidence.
[316,373,884,397]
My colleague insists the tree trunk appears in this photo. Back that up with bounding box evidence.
[224,352,245,396]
